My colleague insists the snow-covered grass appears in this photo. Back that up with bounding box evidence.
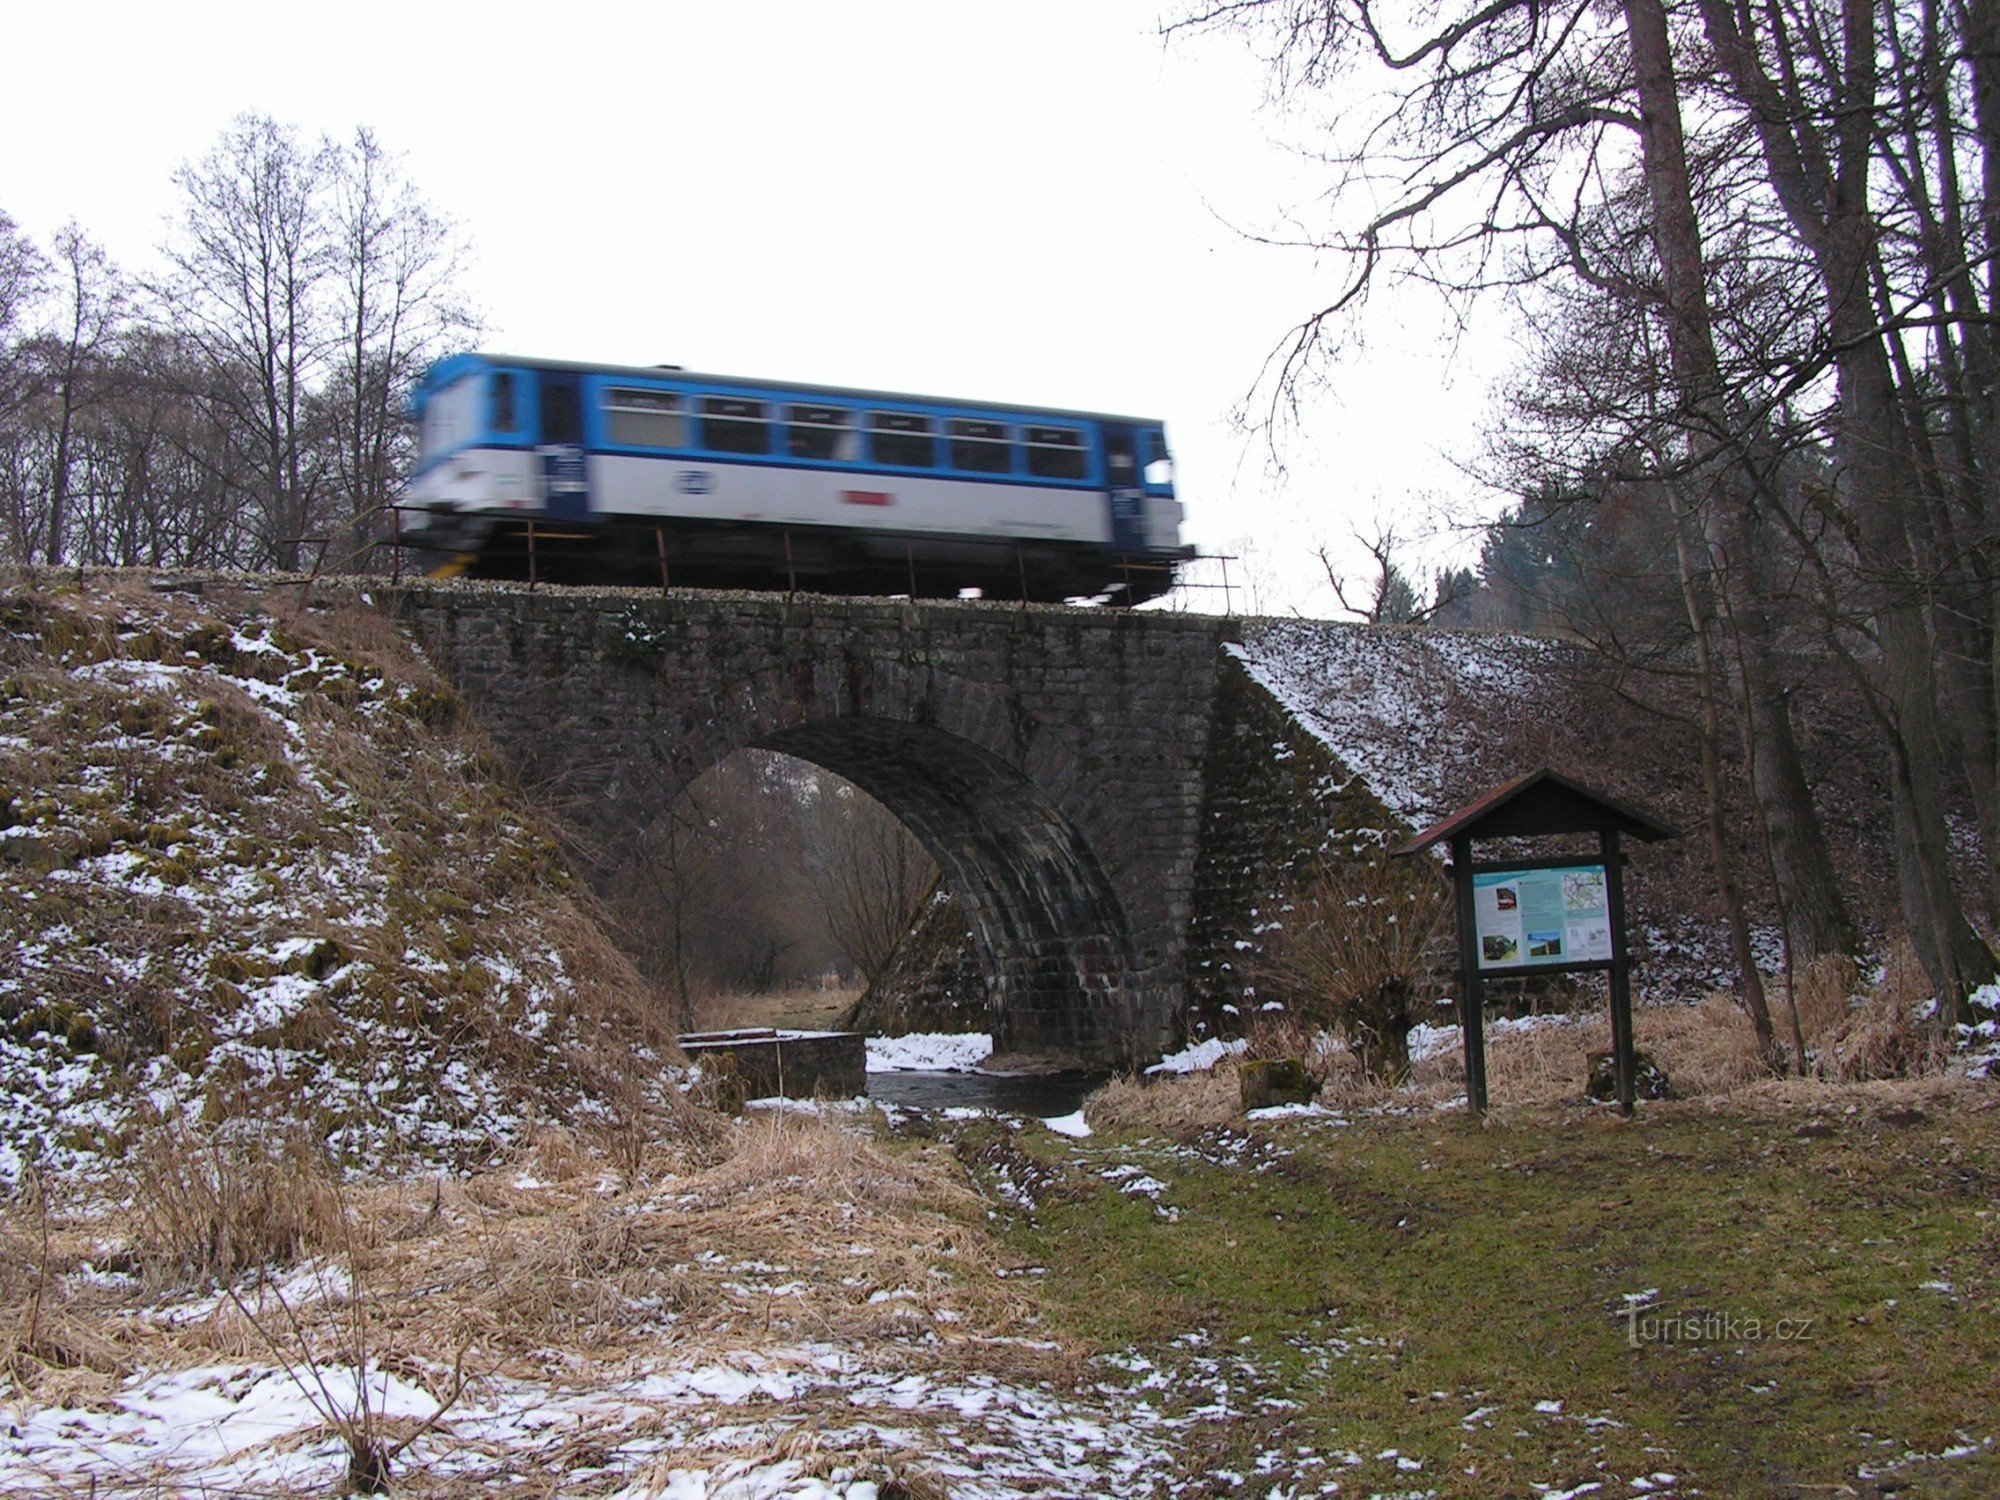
[0,1106,1299,1497]
[6,1347,1208,1498]
[18,1064,1992,1496]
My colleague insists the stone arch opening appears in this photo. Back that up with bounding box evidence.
[753,716,1137,1062]
[628,747,935,1004]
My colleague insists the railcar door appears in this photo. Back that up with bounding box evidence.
[1102,423,1146,552]
[536,371,591,522]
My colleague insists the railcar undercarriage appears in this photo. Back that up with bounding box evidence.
[399,512,1187,606]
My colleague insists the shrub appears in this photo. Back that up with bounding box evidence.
[1261,855,1450,1083]
[129,1118,347,1284]
[1813,949,1954,1081]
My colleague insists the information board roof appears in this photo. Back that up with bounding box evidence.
[1391,767,1678,855]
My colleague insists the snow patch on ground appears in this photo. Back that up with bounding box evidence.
[1409,1011,1592,1063]
[1243,1102,1346,1123]
[864,1032,994,1073]
[1147,1036,1249,1075]
[0,1346,1202,1497]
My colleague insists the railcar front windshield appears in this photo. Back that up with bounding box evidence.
[1141,427,1174,492]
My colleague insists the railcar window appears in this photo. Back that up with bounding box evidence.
[604,388,685,448]
[491,373,516,434]
[700,396,772,455]
[543,380,583,444]
[869,411,936,469]
[787,404,856,462]
[1024,425,1087,481]
[947,418,1012,474]
[1106,432,1137,482]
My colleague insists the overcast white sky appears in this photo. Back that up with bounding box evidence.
[4,1,1513,613]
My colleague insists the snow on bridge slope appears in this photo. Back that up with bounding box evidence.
[1229,618,1572,831]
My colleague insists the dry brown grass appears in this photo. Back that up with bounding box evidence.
[688,983,862,1035]
[0,1173,133,1400]
[0,1103,1047,1432]
[128,1118,351,1286]
[277,587,447,699]
[1806,944,1956,1080]
[622,1426,955,1499]
[1089,947,1978,1134]
[1085,1069,1242,1139]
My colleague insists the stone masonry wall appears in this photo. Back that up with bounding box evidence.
[393,582,1236,1067]
[847,651,1429,1049]
[1181,652,1412,1035]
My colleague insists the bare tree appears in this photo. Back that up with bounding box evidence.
[157,115,337,571]
[33,226,128,565]
[1685,0,1997,1012]
[805,787,938,984]
[0,210,46,428]
[1319,528,1469,623]
[1178,0,1991,1016]
[325,128,477,570]
[0,123,471,576]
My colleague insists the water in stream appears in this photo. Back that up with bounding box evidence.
[866,1069,1107,1118]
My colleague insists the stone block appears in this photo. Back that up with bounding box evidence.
[679,1029,867,1104]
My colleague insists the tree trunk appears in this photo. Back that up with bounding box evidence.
[1693,0,1998,1018]
[1713,482,1859,962]
[1622,0,1857,967]
[1673,509,1785,1066]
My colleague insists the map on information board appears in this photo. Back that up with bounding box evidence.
[1472,865,1613,970]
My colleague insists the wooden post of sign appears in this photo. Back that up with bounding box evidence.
[655,527,671,595]
[1603,827,1636,1115]
[1450,832,1490,1115]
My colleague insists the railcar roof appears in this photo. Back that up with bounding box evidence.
[427,353,1169,427]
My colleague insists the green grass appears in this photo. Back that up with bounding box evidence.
[985,1095,2000,1496]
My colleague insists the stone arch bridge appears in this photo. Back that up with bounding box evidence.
[398,584,1244,1067]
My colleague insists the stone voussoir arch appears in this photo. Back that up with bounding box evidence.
[395,583,1236,1066]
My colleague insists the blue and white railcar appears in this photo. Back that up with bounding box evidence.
[401,354,1190,602]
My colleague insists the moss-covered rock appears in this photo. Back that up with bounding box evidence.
[1237,1057,1319,1111]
